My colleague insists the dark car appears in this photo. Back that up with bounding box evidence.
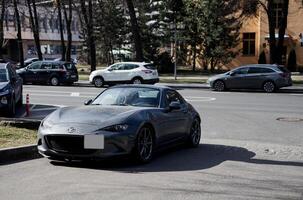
[38,85,201,163]
[16,58,40,69]
[0,63,23,117]
[208,64,292,92]
[17,61,78,86]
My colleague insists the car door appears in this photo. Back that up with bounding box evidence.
[37,62,52,83]
[25,62,41,83]
[246,67,265,88]
[7,65,22,103]
[102,64,123,82]
[225,67,249,89]
[157,90,190,144]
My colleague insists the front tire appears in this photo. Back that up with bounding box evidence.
[263,81,276,93]
[133,126,154,163]
[213,80,225,91]
[187,118,201,148]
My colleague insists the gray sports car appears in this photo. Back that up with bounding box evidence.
[38,85,201,163]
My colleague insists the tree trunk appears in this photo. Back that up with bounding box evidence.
[0,0,5,59]
[276,0,289,65]
[267,0,277,64]
[80,0,96,72]
[192,24,198,72]
[125,0,144,61]
[13,0,24,68]
[57,0,66,61]
[63,0,73,62]
[26,0,43,60]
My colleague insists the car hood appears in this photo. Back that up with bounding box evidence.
[0,82,9,92]
[45,105,143,127]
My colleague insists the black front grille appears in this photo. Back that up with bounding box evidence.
[45,135,97,155]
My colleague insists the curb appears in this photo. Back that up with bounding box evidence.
[0,145,42,165]
[0,118,41,130]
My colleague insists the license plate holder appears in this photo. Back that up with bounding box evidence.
[84,135,104,149]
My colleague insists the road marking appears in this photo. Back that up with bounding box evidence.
[71,92,80,97]
[185,97,216,102]
[24,90,96,95]
[27,93,93,98]
[289,94,303,96]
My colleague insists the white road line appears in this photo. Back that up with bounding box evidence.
[70,92,80,97]
[185,97,216,102]
[23,90,97,95]
[28,93,93,98]
[289,94,303,96]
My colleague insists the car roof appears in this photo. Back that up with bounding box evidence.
[239,64,279,68]
[110,84,171,90]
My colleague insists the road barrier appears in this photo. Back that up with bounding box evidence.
[26,94,30,117]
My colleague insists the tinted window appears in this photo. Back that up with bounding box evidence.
[41,63,52,70]
[64,63,76,70]
[261,68,274,73]
[28,62,41,70]
[124,64,139,70]
[233,67,248,75]
[278,66,289,73]
[0,68,8,82]
[164,90,184,107]
[52,63,64,70]
[144,64,156,70]
[109,64,123,71]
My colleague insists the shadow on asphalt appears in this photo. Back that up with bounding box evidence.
[50,144,303,172]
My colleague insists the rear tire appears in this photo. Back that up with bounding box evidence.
[132,77,143,84]
[93,77,104,88]
[263,81,276,93]
[50,77,59,86]
[187,118,201,148]
[213,80,225,91]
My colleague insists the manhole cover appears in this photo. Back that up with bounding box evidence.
[276,117,303,122]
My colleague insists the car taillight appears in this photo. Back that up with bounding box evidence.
[279,73,289,78]
[142,70,153,74]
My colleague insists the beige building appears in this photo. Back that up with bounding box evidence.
[226,0,303,70]
[2,4,82,62]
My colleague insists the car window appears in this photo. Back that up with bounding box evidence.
[164,90,184,107]
[124,64,139,70]
[278,66,289,73]
[41,63,52,70]
[64,63,76,70]
[261,68,274,73]
[144,64,156,70]
[0,68,8,82]
[52,63,63,70]
[109,64,123,71]
[233,67,248,75]
[248,67,274,74]
[28,62,41,70]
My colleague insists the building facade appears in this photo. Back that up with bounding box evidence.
[2,3,82,62]
[227,0,303,70]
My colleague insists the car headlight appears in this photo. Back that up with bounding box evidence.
[101,124,128,132]
[41,120,54,129]
[0,96,8,104]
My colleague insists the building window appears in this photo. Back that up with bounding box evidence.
[243,33,256,56]
[273,0,283,29]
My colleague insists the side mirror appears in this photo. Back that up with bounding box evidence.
[168,101,181,111]
[108,68,113,72]
[84,99,93,105]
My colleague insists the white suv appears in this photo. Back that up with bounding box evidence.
[89,62,159,87]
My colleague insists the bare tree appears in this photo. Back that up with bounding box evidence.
[62,0,73,62]
[13,0,24,67]
[80,0,96,72]
[26,0,43,60]
[0,0,5,59]
[125,0,144,61]
[55,0,66,61]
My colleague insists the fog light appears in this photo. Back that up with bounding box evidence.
[0,97,8,104]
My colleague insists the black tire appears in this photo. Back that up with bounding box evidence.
[7,97,16,117]
[93,77,104,88]
[263,81,276,93]
[50,76,60,86]
[213,80,225,91]
[187,118,201,148]
[133,126,154,163]
[132,77,143,84]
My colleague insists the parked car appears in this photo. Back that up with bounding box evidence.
[17,61,78,86]
[0,63,23,117]
[89,62,159,87]
[37,85,201,163]
[207,64,292,92]
[16,58,40,69]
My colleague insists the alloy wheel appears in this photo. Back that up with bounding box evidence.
[263,81,275,93]
[136,127,153,162]
[94,77,104,88]
[133,78,142,84]
[51,77,59,86]
[189,118,201,147]
[214,80,225,91]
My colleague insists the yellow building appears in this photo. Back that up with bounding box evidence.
[227,0,303,70]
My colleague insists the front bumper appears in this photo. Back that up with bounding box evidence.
[37,131,136,160]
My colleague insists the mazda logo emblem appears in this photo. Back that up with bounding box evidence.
[67,127,76,133]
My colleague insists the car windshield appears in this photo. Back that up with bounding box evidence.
[0,68,8,82]
[92,87,160,108]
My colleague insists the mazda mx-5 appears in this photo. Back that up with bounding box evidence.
[38,85,201,163]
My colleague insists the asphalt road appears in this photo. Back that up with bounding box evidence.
[1,85,303,200]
